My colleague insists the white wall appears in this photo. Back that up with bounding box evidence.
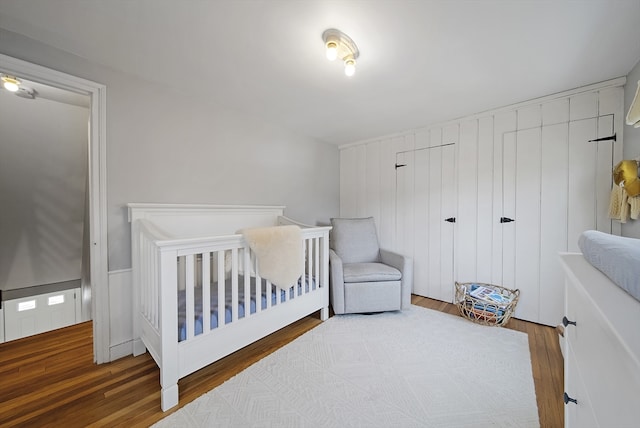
[0,28,339,356]
[622,57,640,239]
[0,89,88,291]
[0,28,340,273]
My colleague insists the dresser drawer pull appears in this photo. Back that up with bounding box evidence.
[563,392,578,405]
[562,316,577,327]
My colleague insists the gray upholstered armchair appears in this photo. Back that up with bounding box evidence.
[329,217,412,314]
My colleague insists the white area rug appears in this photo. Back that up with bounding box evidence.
[154,306,539,427]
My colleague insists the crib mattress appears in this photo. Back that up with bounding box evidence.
[178,275,315,341]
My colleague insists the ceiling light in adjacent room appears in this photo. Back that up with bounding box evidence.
[1,74,21,92]
[322,29,359,77]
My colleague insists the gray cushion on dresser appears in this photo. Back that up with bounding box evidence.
[578,230,640,303]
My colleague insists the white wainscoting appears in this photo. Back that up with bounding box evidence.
[108,268,133,361]
[340,77,625,326]
[3,288,81,342]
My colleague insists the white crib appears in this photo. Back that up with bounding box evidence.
[127,204,331,411]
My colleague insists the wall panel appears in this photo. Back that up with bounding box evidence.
[379,138,396,249]
[456,120,478,282]
[355,145,367,217]
[413,148,430,296]
[539,122,569,325]
[365,140,382,226]
[439,145,456,301]
[491,111,517,286]
[568,118,598,252]
[339,146,358,217]
[395,150,415,260]
[339,79,624,324]
[476,116,494,283]
[513,128,542,322]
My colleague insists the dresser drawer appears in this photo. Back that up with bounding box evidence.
[565,277,640,426]
[564,343,597,428]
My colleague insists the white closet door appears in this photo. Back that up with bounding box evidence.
[502,128,542,323]
[502,116,614,325]
[398,145,455,301]
[567,116,614,251]
[438,145,456,302]
[568,118,599,252]
[396,150,415,257]
[539,122,569,326]
[595,115,615,234]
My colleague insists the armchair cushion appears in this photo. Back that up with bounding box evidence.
[330,217,381,263]
[343,263,402,283]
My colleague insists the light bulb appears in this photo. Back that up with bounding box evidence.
[326,42,338,61]
[2,75,20,92]
[344,59,356,77]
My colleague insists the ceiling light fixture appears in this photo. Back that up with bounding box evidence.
[15,86,37,100]
[1,74,21,92]
[322,29,359,77]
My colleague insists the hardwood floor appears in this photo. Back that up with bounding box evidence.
[0,296,563,427]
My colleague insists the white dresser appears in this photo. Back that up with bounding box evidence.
[560,253,640,428]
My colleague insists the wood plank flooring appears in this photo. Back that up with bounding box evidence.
[0,296,563,427]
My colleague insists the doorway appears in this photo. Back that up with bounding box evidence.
[1,77,89,340]
[0,53,109,363]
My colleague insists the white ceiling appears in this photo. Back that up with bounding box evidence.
[1,0,639,145]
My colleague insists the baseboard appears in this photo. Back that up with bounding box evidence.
[0,308,4,343]
[110,340,133,361]
[108,268,133,360]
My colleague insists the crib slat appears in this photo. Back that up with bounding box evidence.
[231,248,238,322]
[267,280,275,305]
[145,240,151,323]
[243,248,251,318]
[315,237,320,291]
[306,238,313,296]
[217,251,225,328]
[185,255,195,340]
[254,257,262,314]
[142,239,149,322]
[202,252,211,334]
[149,239,158,328]
[151,242,158,328]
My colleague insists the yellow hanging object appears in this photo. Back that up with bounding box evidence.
[613,160,640,197]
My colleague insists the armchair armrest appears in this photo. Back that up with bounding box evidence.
[380,248,413,309]
[329,249,346,314]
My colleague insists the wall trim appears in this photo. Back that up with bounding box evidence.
[339,76,627,150]
[110,341,133,361]
[108,268,133,361]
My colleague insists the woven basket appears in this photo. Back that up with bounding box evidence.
[454,282,520,327]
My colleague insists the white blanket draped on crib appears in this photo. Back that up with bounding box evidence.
[241,225,303,289]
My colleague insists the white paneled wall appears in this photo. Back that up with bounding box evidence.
[340,78,624,326]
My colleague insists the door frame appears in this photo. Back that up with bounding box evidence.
[0,53,109,363]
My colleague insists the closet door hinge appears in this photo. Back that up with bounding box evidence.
[395,163,407,169]
[588,133,616,143]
